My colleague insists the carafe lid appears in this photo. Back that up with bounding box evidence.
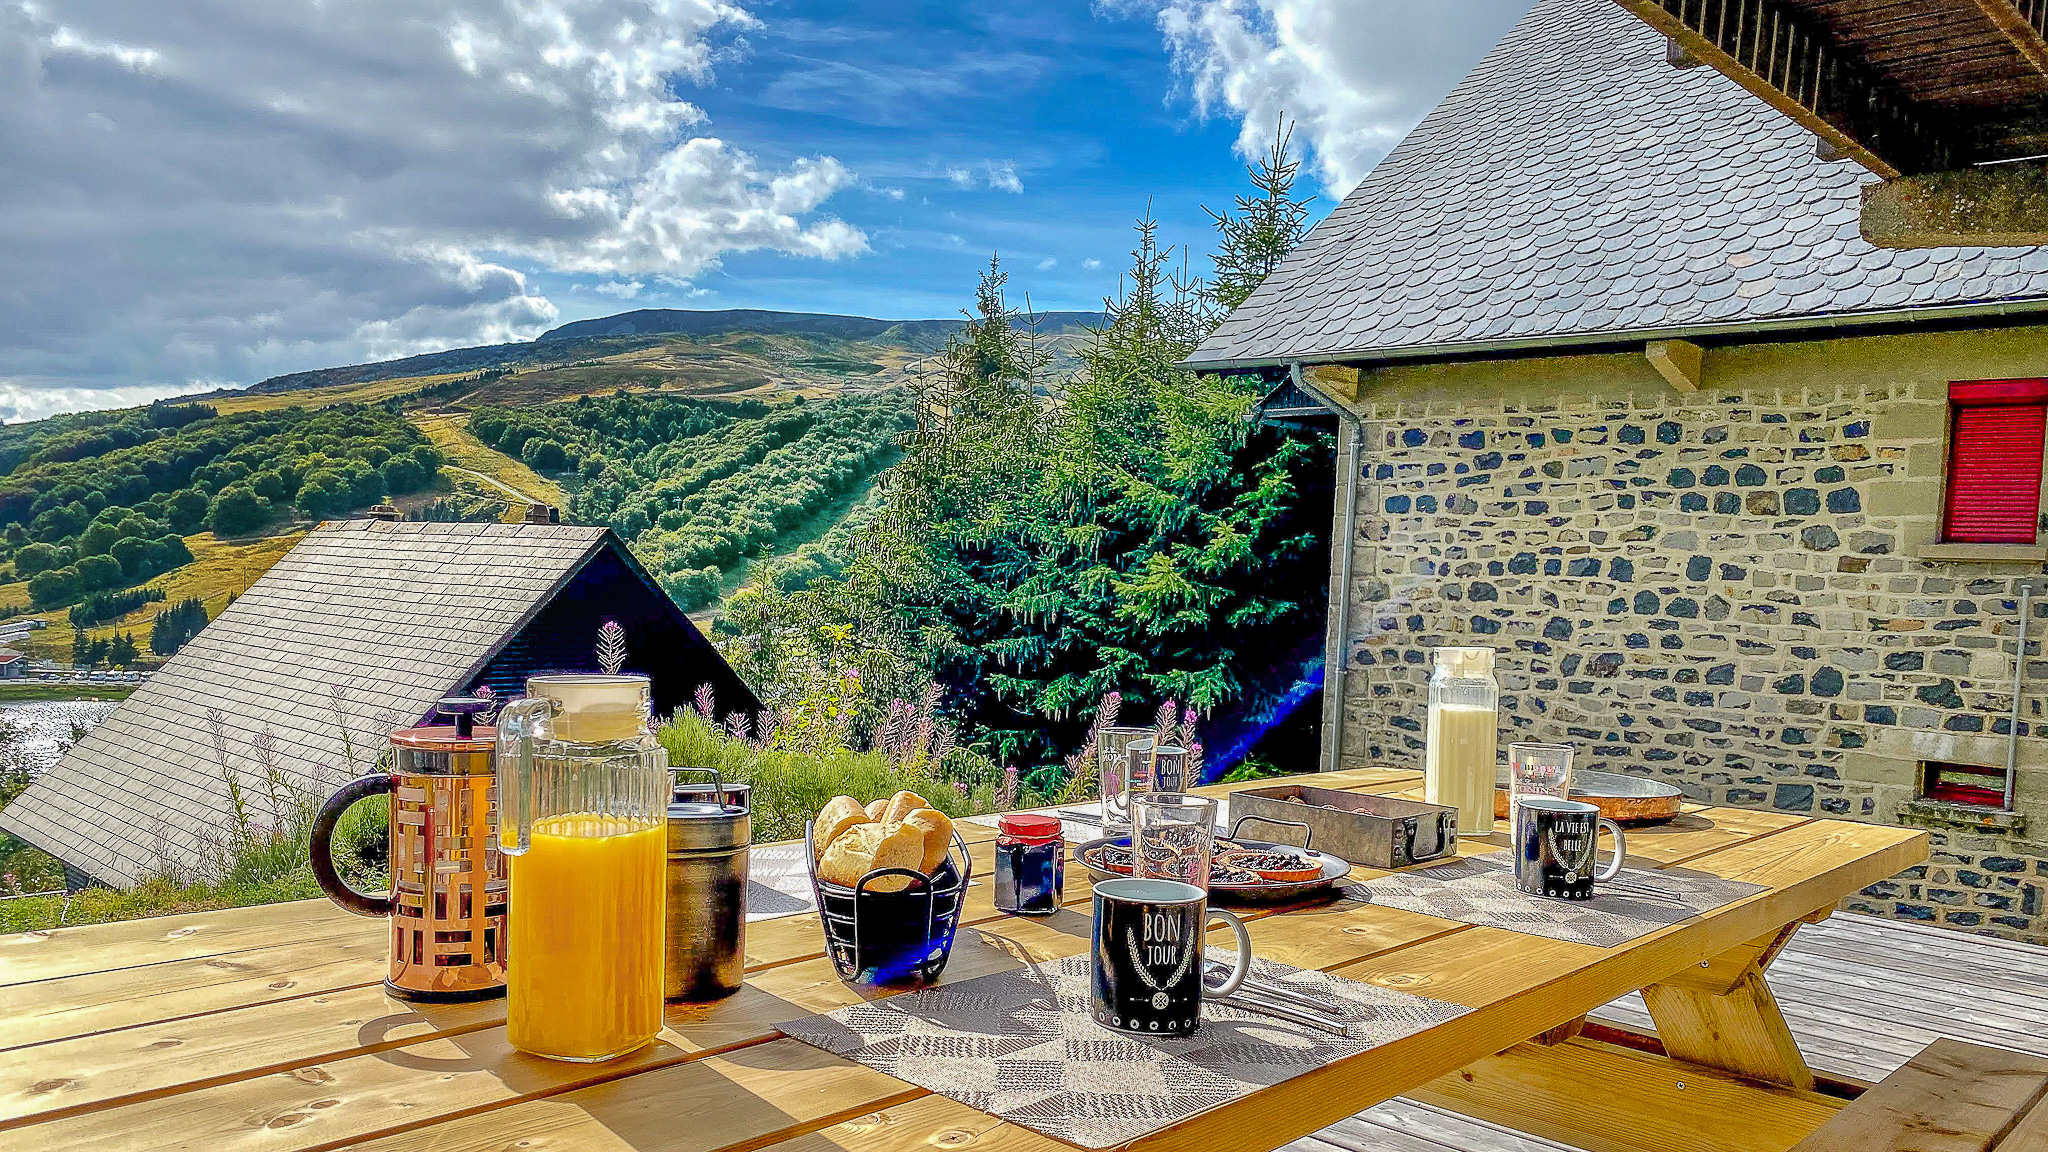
[1433,646,1495,677]
[391,697,497,753]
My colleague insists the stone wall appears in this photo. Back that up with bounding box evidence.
[1323,325,2048,942]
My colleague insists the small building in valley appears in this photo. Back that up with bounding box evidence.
[0,519,761,888]
[1192,0,2048,939]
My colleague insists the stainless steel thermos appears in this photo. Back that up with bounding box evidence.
[664,769,750,1001]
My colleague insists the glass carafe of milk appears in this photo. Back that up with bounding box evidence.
[1424,647,1498,835]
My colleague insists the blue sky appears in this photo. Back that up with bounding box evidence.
[536,2,1263,323]
[0,0,1529,416]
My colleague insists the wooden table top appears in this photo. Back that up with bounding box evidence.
[0,768,1927,1152]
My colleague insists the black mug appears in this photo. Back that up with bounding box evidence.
[1090,877,1251,1036]
[1513,797,1626,900]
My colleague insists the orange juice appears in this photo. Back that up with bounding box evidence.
[508,815,664,1062]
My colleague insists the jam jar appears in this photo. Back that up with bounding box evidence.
[993,813,1064,915]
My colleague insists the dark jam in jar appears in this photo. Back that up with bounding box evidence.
[994,813,1064,915]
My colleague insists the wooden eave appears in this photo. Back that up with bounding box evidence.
[1613,0,2048,175]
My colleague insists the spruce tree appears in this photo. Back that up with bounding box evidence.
[1205,117,1314,312]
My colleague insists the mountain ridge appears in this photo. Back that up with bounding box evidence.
[240,307,1109,396]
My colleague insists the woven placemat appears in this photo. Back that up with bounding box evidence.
[777,952,1470,1150]
[1346,854,1764,948]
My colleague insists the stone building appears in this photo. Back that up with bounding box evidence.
[1191,0,2048,939]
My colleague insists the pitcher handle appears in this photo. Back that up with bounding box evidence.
[310,774,394,918]
[495,696,554,855]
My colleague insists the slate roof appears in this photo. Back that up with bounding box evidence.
[1188,0,2048,370]
[0,520,636,887]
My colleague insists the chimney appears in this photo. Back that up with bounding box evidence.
[361,505,403,522]
[523,504,559,524]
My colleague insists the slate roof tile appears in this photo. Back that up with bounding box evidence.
[1189,0,2048,369]
[0,520,612,887]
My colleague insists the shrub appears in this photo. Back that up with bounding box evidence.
[27,566,80,608]
[75,553,124,592]
[165,489,210,534]
[11,541,59,578]
[207,487,271,536]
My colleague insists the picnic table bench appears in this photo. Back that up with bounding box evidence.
[0,767,1926,1152]
[1789,1038,2048,1151]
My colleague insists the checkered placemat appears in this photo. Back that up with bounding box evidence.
[777,952,1470,1150]
[1346,855,1764,948]
[745,842,817,922]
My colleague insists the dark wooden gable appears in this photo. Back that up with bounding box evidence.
[466,539,762,722]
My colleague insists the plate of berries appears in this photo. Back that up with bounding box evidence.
[1073,835,1350,902]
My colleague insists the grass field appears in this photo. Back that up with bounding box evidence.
[410,412,572,513]
[0,528,307,664]
[0,681,134,701]
[207,371,477,414]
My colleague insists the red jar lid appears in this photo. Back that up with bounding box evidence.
[997,813,1063,841]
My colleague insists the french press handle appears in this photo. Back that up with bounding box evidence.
[309,774,395,918]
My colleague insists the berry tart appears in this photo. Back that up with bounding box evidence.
[1218,846,1323,884]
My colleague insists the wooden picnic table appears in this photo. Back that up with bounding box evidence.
[0,768,1926,1152]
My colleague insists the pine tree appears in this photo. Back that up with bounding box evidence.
[1205,117,1314,312]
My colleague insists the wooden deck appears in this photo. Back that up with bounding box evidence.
[1292,912,2048,1152]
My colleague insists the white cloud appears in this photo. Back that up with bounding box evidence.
[1036,257,1058,271]
[0,380,206,424]
[0,0,868,411]
[595,280,645,299]
[1082,258,1103,270]
[941,160,1025,193]
[1120,0,1526,192]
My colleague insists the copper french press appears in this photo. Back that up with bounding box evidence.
[310,697,508,1001]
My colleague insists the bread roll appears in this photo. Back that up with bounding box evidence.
[865,798,889,821]
[814,795,869,861]
[817,821,927,892]
[818,822,884,886]
[899,808,954,874]
[882,789,931,825]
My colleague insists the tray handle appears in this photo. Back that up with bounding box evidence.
[1228,813,1312,850]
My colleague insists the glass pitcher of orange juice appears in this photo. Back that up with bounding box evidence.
[498,674,669,1062]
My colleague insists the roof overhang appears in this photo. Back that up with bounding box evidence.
[1186,294,2048,375]
[1612,0,2048,246]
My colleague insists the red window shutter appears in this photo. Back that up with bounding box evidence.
[1945,380,2048,544]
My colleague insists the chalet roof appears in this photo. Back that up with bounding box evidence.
[0,520,662,887]
[1187,0,2048,372]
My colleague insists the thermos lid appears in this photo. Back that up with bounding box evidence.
[1433,646,1495,676]
[666,800,751,852]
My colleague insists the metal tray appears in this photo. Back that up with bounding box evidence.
[1230,784,1458,869]
[1492,769,1684,825]
[1072,834,1352,904]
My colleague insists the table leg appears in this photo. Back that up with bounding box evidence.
[1641,923,1814,1091]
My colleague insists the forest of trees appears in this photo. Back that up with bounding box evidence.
[470,393,910,610]
[0,403,439,609]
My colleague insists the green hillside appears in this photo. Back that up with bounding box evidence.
[0,309,984,666]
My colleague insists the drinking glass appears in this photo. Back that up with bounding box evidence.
[1131,793,1218,891]
[1097,727,1156,832]
[1507,742,1574,831]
